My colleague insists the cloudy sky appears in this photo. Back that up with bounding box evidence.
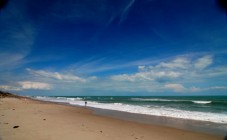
[0,0,227,96]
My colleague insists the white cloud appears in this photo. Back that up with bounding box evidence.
[157,57,190,69]
[3,55,223,94]
[164,84,186,92]
[194,55,213,69]
[111,73,152,82]
[88,55,227,94]
[207,86,227,90]
[153,71,182,78]
[189,87,202,92]
[18,81,52,90]
[109,55,226,93]
[111,57,190,82]
[66,56,163,75]
[189,86,227,92]
[202,67,227,77]
[26,68,86,82]
[87,76,98,80]
[111,66,182,82]
[111,74,134,81]
[0,81,52,91]
[0,85,21,91]
[138,65,145,71]
[114,60,186,83]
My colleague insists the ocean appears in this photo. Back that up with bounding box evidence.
[34,96,227,125]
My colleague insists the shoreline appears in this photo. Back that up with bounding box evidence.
[33,95,227,124]
[32,96,227,136]
[0,96,225,140]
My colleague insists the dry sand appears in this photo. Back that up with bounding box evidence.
[0,97,224,140]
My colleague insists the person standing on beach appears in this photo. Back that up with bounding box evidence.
[85,101,87,107]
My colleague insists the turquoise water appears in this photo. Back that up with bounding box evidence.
[77,96,227,114]
[35,96,227,124]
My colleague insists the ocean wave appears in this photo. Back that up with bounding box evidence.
[131,98,214,105]
[85,101,227,124]
[131,98,186,102]
[66,97,82,101]
[192,101,212,104]
[57,97,67,100]
[113,103,123,105]
[35,96,47,99]
[34,96,227,124]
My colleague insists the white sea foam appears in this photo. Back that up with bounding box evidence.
[131,98,213,105]
[113,103,123,105]
[34,96,227,124]
[131,98,187,102]
[56,97,66,100]
[192,101,212,104]
[86,102,227,124]
[66,97,82,101]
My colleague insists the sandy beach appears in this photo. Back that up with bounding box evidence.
[0,97,224,140]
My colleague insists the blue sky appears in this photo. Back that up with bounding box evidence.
[0,0,227,96]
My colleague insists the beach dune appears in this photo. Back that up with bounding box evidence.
[0,97,223,140]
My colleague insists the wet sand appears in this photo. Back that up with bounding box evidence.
[0,97,224,140]
[93,107,227,136]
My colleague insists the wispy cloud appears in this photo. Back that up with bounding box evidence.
[0,85,21,91]
[0,1,36,71]
[164,84,186,92]
[0,81,52,91]
[194,55,213,69]
[1,54,227,95]
[110,57,189,82]
[50,0,136,26]
[0,53,25,69]
[157,57,190,69]
[164,85,227,93]
[26,68,87,82]
[67,56,167,75]
[18,81,52,90]
[119,0,135,24]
